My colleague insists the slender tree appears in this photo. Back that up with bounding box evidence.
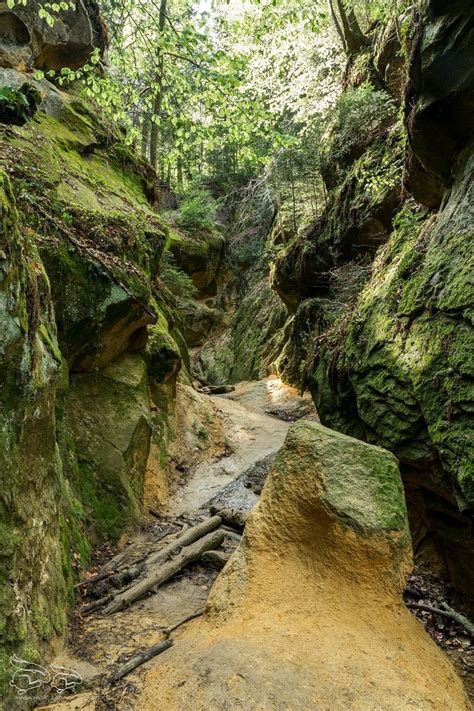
[329,0,368,55]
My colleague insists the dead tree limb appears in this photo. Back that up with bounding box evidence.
[102,529,225,616]
[162,608,205,637]
[90,518,220,594]
[407,602,474,637]
[109,639,173,684]
[81,593,114,616]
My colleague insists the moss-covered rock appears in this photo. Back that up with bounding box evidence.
[65,354,152,541]
[404,0,474,204]
[307,150,474,596]
[0,70,190,693]
[271,1,474,599]
[0,169,69,701]
[168,227,225,297]
[142,422,469,710]
[272,125,403,312]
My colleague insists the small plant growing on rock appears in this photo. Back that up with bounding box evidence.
[176,183,219,234]
[160,251,197,299]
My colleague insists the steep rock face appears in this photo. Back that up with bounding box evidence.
[65,354,152,541]
[404,0,474,205]
[168,227,225,297]
[271,118,403,312]
[309,154,473,593]
[274,2,474,597]
[0,5,188,690]
[193,196,288,385]
[0,170,69,689]
[137,422,468,709]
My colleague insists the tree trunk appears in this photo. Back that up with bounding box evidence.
[330,0,368,56]
[176,156,183,187]
[328,0,347,53]
[149,0,167,171]
[141,115,150,160]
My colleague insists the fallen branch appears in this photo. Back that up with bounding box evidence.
[109,639,173,684]
[162,608,205,637]
[145,516,223,568]
[81,519,223,614]
[75,569,117,590]
[102,529,225,616]
[81,593,114,616]
[407,602,474,636]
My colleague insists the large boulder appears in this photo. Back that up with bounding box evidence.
[0,0,107,72]
[136,422,468,709]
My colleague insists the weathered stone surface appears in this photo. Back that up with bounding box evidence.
[373,17,406,101]
[0,170,70,696]
[272,126,403,312]
[177,297,217,347]
[0,64,187,693]
[136,422,468,710]
[273,0,474,599]
[0,0,108,72]
[405,0,474,205]
[308,146,474,596]
[0,81,42,125]
[168,228,224,297]
[65,354,152,540]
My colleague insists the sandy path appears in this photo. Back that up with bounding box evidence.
[166,395,290,514]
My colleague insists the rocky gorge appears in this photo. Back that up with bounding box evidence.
[0,0,472,708]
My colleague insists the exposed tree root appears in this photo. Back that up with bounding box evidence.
[162,608,205,637]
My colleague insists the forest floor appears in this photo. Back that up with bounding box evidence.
[34,379,473,710]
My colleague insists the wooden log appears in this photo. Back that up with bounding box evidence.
[102,529,225,616]
[109,639,173,684]
[145,515,222,568]
[210,506,247,530]
[220,528,242,543]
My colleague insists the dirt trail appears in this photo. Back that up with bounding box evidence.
[35,379,313,711]
[167,394,290,514]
